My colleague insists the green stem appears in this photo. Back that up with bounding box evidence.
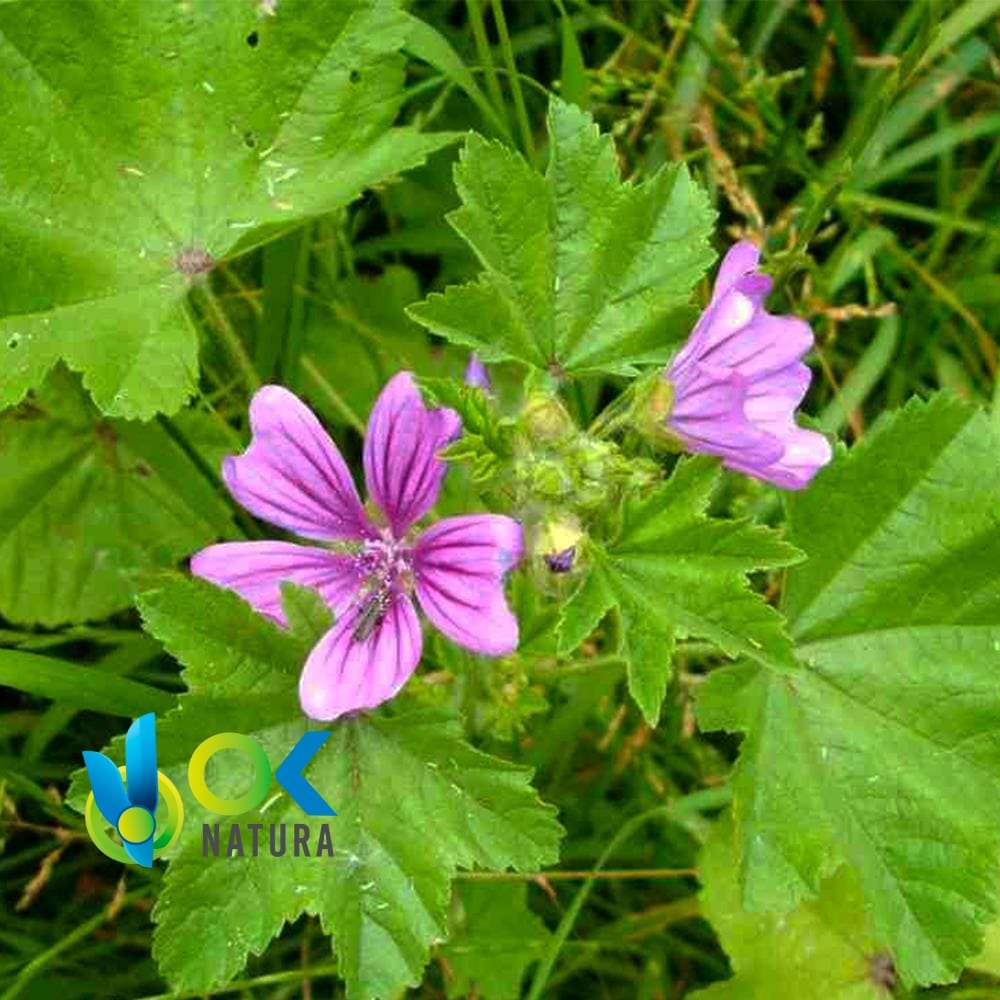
[195,282,261,393]
[1,888,150,1000]
[466,0,510,137]
[587,382,641,439]
[300,355,366,435]
[526,788,731,999]
[133,963,341,1000]
[490,0,536,166]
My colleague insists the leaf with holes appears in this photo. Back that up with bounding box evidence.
[697,393,1000,986]
[0,368,235,626]
[407,97,715,377]
[67,576,562,999]
[557,456,801,727]
[0,0,455,418]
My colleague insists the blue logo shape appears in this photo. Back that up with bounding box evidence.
[275,731,336,816]
[82,712,160,867]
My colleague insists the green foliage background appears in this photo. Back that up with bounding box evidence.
[3,1,1000,999]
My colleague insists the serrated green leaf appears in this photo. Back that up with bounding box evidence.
[0,369,235,626]
[556,566,616,655]
[0,0,455,418]
[697,393,1000,986]
[695,817,887,999]
[558,457,802,726]
[420,377,516,474]
[408,98,715,377]
[280,581,334,647]
[69,576,562,1000]
[441,883,550,1000]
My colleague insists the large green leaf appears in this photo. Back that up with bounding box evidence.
[0,0,454,418]
[68,577,562,999]
[440,883,550,1000]
[0,369,234,626]
[970,889,1000,976]
[408,98,715,377]
[697,394,1000,985]
[558,457,801,726]
[695,817,888,999]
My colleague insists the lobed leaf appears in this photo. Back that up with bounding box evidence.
[408,98,716,377]
[695,817,887,999]
[0,0,455,418]
[69,576,562,1000]
[698,393,1000,985]
[0,368,234,626]
[558,456,802,726]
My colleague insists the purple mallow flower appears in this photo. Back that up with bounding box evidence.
[464,352,491,390]
[191,373,522,721]
[664,241,832,489]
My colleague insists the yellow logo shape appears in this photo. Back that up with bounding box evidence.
[84,766,184,864]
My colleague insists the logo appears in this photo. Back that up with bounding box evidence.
[83,713,184,867]
[83,714,336,867]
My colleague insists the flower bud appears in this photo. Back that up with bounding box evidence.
[463,352,491,390]
[533,515,583,574]
[544,547,576,573]
[521,392,575,444]
[633,374,684,451]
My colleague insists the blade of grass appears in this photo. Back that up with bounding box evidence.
[553,0,590,110]
[919,0,1000,70]
[927,131,1000,269]
[858,37,990,172]
[23,637,164,761]
[816,314,899,435]
[404,12,514,141]
[839,190,1000,241]
[887,240,997,375]
[491,0,536,166]
[0,649,173,717]
[466,0,511,138]
[0,887,150,1000]
[858,112,1000,189]
[526,787,731,999]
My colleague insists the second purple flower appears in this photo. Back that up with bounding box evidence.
[192,373,523,722]
[661,241,832,489]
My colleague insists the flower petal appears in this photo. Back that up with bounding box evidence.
[728,426,833,490]
[711,241,762,302]
[363,371,460,535]
[464,352,492,390]
[670,243,775,378]
[223,385,373,541]
[298,593,423,721]
[742,362,812,424]
[700,313,813,380]
[662,241,831,491]
[414,514,522,656]
[668,364,785,467]
[190,541,360,625]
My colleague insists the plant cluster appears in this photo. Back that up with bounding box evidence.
[2,3,1000,1000]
